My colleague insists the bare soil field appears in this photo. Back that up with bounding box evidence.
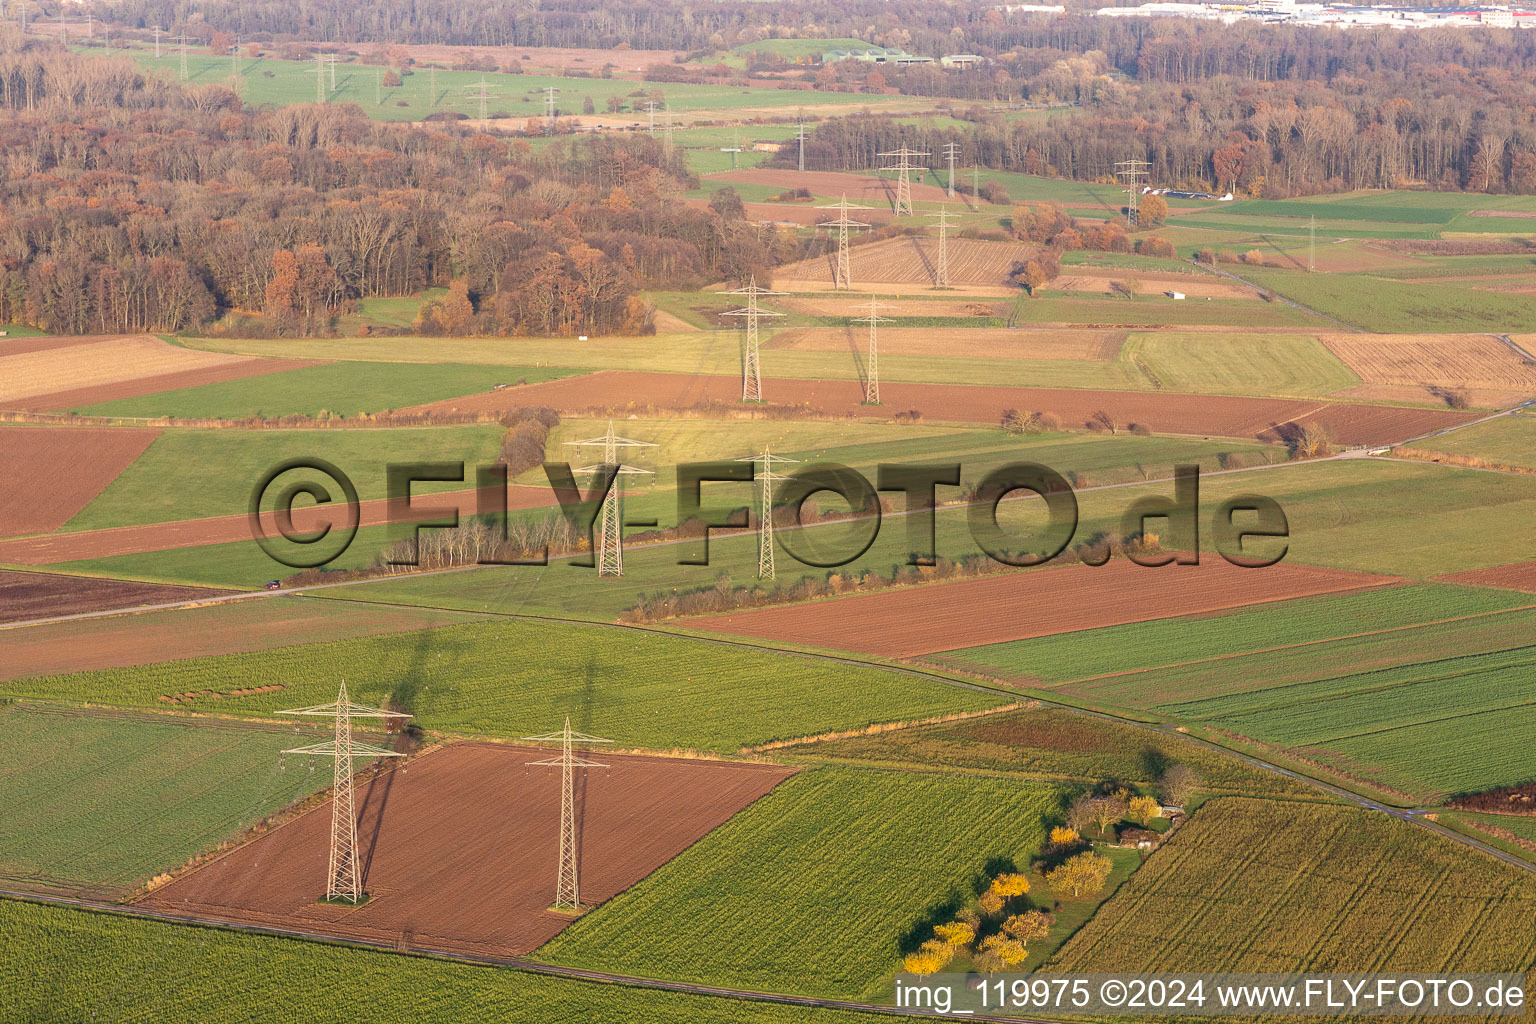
[0,599,484,680]
[1469,210,1536,219]
[1437,560,1536,593]
[0,483,558,566]
[140,744,795,959]
[776,236,1035,289]
[0,336,252,407]
[0,569,219,626]
[411,370,1475,444]
[1054,272,1256,300]
[0,426,160,537]
[368,43,685,75]
[0,337,106,357]
[769,327,1125,361]
[1270,403,1481,445]
[1319,334,1536,396]
[705,169,952,206]
[682,559,1401,657]
[775,297,1005,319]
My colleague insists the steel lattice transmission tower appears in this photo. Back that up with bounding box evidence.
[925,206,958,289]
[565,422,655,577]
[878,146,930,217]
[152,25,161,58]
[795,121,810,172]
[544,86,559,129]
[943,141,960,199]
[466,76,499,121]
[523,717,612,911]
[850,297,894,405]
[279,682,410,903]
[722,277,785,402]
[815,194,872,290]
[314,51,326,102]
[178,33,189,82]
[736,448,797,579]
[1115,158,1150,229]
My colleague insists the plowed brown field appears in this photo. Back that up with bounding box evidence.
[776,236,1033,288]
[409,370,1477,444]
[682,559,1402,657]
[776,297,1004,318]
[770,327,1124,361]
[0,569,220,625]
[0,599,485,679]
[0,483,559,565]
[0,426,160,537]
[1053,272,1255,299]
[140,744,795,958]
[1437,560,1536,593]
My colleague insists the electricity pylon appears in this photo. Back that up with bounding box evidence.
[925,206,957,288]
[279,681,410,903]
[523,717,612,911]
[815,195,872,290]
[722,277,785,402]
[466,76,499,120]
[944,141,960,198]
[1115,158,1150,228]
[564,422,655,577]
[851,297,894,405]
[315,51,326,102]
[736,448,797,579]
[878,146,929,216]
[544,86,559,129]
[646,100,660,136]
[329,54,338,91]
[720,124,743,170]
[151,25,161,58]
[795,121,810,172]
[178,33,189,81]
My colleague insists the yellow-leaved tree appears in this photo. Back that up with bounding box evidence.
[1047,852,1113,899]
[1129,795,1162,821]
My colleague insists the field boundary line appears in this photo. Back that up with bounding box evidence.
[739,702,1023,753]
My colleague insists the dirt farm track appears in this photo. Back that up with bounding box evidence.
[141,744,795,959]
[412,371,1478,445]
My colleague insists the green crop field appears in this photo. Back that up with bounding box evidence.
[538,766,1063,999]
[62,425,506,532]
[73,361,571,420]
[0,899,876,1024]
[1126,332,1360,398]
[1237,267,1536,332]
[1047,798,1536,982]
[1164,640,1536,801]
[0,619,1003,753]
[1417,415,1536,469]
[1067,457,1536,580]
[0,705,326,896]
[115,51,912,122]
[789,705,1319,800]
[934,584,1529,687]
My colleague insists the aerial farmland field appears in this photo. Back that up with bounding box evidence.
[8,5,1536,1020]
